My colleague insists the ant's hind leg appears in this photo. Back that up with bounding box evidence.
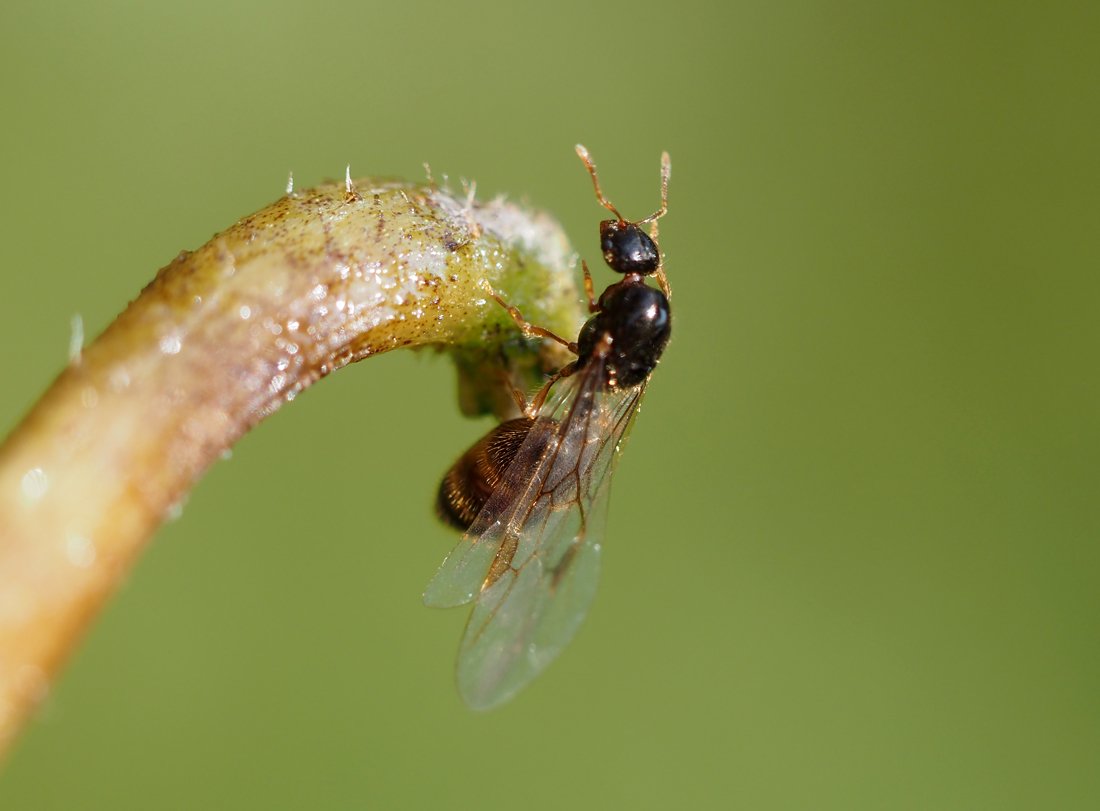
[525,361,577,417]
[495,367,530,415]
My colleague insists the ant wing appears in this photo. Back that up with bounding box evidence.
[424,355,648,709]
[422,365,608,611]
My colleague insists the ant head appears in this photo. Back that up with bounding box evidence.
[599,219,660,275]
[576,145,671,276]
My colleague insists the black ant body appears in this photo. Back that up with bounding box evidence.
[428,145,673,710]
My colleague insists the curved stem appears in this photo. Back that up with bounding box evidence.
[0,178,582,757]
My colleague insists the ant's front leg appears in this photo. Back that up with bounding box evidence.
[647,218,673,300]
[488,287,578,354]
[581,260,600,313]
[486,284,582,417]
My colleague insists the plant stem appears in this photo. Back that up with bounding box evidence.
[0,177,582,757]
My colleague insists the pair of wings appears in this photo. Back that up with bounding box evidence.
[423,352,647,710]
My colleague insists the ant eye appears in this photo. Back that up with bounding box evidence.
[600,221,659,274]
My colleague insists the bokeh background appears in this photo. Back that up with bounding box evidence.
[2,1,1098,808]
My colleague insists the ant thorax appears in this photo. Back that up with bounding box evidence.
[577,278,671,390]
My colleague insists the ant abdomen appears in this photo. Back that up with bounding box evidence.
[436,416,557,531]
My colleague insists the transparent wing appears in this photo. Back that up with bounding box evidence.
[424,357,647,710]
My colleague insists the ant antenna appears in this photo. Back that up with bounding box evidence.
[640,151,671,224]
[575,144,624,222]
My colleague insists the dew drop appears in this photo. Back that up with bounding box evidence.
[166,499,186,522]
[20,468,48,502]
[159,334,182,355]
[109,366,131,392]
[65,533,97,568]
[239,305,252,320]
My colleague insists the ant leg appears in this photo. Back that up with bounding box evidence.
[496,367,530,414]
[488,345,533,415]
[648,218,673,299]
[581,260,599,312]
[525,360,577,417]
[489,289,578,352]
[575,144,624,222]
[654,267,672,300]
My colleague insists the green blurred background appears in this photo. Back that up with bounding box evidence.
[2,1,1098,808]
